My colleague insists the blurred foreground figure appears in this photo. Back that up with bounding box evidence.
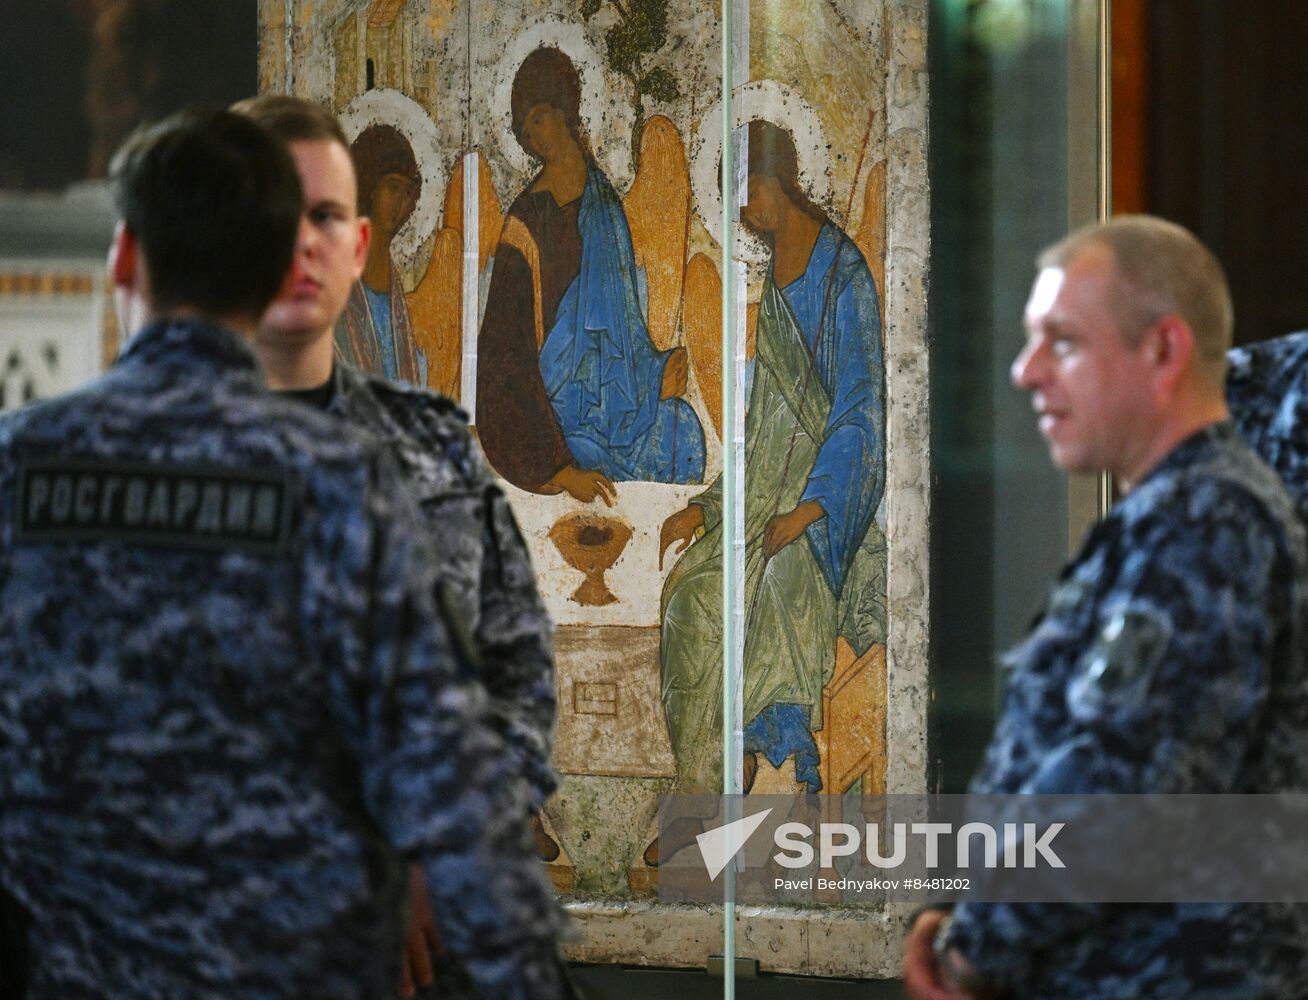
[904,216,1308,1000]
[1227,330,1308,522]
[235,94,564,999]
[0,109,563,999]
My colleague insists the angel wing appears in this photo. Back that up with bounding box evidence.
[682,252,723,442]
[441,151,504,272]
[402,153,506,401]
[404,226,463,399]
[853,158,887,324]
[623,115,691,352]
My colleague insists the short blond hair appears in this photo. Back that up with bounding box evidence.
[1039,215,1233,372]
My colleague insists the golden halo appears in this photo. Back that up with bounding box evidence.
[690,80,832,266]
[339,88,446,277]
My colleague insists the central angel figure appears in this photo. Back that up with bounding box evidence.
[477,46,706,502]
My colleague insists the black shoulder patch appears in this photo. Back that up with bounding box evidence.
[15,458,298,556]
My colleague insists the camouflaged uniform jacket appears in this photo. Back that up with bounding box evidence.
[325,363,558,810]
[1228,330,1308,522]
[0,320,565,1000]
[944,423,1308,999]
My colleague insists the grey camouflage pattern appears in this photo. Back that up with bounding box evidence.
[320,365,561,999]
[944,423,1308,998]
[326,364,558,810]
[1228,331,1308,523]
[0,320,565,999]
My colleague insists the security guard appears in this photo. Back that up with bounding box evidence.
[904,217,1308,999]
[1228,330,1308,520]
[232,95,560,998]
[0,110,564,998]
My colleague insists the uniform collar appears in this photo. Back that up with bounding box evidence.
[326,361,398,428]
[1066,423,1241,572]
[328,361,377,413]
[1133,420,1238,491]
[328,360,366,400]
[117,317,263,380]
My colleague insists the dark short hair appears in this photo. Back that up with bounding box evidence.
[231,94,349,148]
[109,107,302,320]
[510,47,586,158]
[350,124,421,211]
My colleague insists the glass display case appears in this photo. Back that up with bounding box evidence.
[256,0,1103,989]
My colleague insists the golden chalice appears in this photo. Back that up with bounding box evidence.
[549,512,632,607]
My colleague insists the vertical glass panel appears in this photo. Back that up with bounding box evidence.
[721,1,745,988]
[276,0,891,976]
[463,0,729,969]
[463,0,727,946]
[930,0,1105,791]
[712,0,909,987]
[734,0,892,796]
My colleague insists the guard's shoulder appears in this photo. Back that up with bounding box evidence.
[1228,331,1308,401]
[0,374,151,454]
[0,396,41,440]
[362,374,469,423]
[338,369,487,490]
[1229,329,1308,371]
[360,376,475,451]
[1126,448,1299,567]
[201,384,392,505]
[258,385,377,450]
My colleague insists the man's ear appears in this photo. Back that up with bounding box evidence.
[108,221,137,290]
[353,214,371,280]
[107,221,151,338]
[1148,313,1195,397]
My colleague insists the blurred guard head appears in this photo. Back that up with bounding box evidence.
[107,107,303,335]
[1012,215,1233,490]
[233,95,370,349]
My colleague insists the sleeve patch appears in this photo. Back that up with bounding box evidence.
[1067,609,1172,719]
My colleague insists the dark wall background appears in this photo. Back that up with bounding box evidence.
[929,3,1081,793]
[0,0,257,191]
[1147,0,1308,346]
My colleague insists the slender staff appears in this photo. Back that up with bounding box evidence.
[665,72,701,478]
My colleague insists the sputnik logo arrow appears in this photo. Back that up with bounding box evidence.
[695,808,774,880]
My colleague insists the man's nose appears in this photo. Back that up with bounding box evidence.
[1011,338,1046,390]
[295,215,316,253]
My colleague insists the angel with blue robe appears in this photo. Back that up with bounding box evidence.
[477,46,704,501]
[656,121,887,808]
